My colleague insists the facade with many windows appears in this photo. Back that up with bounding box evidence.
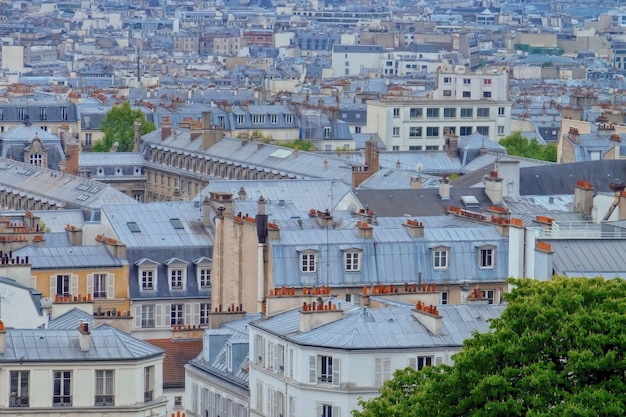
[248,300,505,417]
[0,320,167,416]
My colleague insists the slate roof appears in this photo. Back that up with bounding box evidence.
[520,160,626,195]
[0,324,164,362]
[13,246,126,269]
[48,308,94,329]
[0,122,66,169]
[146,338,203,388]
[549,239,626,277]
[252,301,505,349]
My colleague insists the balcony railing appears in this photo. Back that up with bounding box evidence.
[95,395,115,406]
[144,390,153,403]
[52,396,72,407]
[9,396,29,407]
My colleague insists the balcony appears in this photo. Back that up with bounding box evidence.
[95,395,115,406]
[53,396,72,407]
[9,396,29,407]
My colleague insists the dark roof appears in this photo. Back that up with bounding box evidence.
[520,160,626,195]
[354,187,491,217]
[146,338,203,388]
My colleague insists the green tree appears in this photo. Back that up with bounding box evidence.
[499,132,557,162]
[354,277,626,417]
[93,101,156,152]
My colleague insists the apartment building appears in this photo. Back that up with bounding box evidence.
[366,67,511,151]
[331,45,383,77]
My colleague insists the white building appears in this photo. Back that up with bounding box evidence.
[0,320,168,416]
[248,300,505,417]
[0,277,48,329]
[331,45,383,77]
[366,67,512,151]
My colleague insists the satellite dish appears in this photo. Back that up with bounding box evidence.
[40,298,53,308]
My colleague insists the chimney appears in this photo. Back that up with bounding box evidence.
[133,118,142,151]
[78,320,91,352]
[483,170,504,205]
[412,302,442,335]
[209,192,234,215]
[573,180,594,219]
[439,176,450,200]
[64,137,80,176]
[65,224,83,246]
[0,320,5,354]
[534,241,554,281]
[396,159,401,169]
[403,219,424,238]
[299,300,343,332]
[202,195,212,226]
[311,209,333,227]
[365,138,380,172]
[356,220,373,238]
[258,195,266,215]
[202,111,222,150]
[568,127,580,143]
[410,176,422,189]
[238,187,247,201]
[498,160,520,199]
[161,116,172,141]
[323,158,328,170]
[446,132,459,156]
[190,121,202,141]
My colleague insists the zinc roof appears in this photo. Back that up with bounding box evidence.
[13,245,126,269]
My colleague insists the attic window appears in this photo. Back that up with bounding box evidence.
[127,222,141,233]
[170,218,184,230]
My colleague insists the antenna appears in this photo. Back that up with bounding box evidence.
[0,288,9,319]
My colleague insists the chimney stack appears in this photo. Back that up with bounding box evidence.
[483,170,504,205]
[410,176,422,189]
[133,118,142,151]
[439,176,450,200]
[299,300,343,332]
[412,302,442,335]
[356,220,373,239]
[78,320,91,352]
[161,116,172,141]
[573,180,594,219]
[238,187,247,201]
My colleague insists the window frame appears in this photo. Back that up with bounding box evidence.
[409,108,422,118]
[409,126,422,137]
[9,370,29,408]
[300,251,317,273]
[392,127,400,136]
[53,370,72,407]
[169,268,185,290]
[392,108,400,117]
[141,305,155,328]
[95,370,114,406]
[443,108,456,118]
[432,247,449,269]
[141,269,156,291]
[426,126,439,137]
[93,273,107,298]
[344,250,361,272]
[477,108,490,118]
[200,303,211,325]
[170,303,184,325]
[426,108,440,118]
[479,247,495,269]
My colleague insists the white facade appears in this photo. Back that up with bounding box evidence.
[132,299,212,339]
[331,45,383,77]
[0,278,48,329]
[432,66,509,101]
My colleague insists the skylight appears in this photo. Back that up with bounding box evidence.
[170,218,184,230]
[127,222,141,233]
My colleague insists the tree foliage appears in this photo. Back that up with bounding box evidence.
[499,132,557,162]
[93,101,156,152]
[354,277,626,417]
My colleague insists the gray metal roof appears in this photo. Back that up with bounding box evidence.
[13,245,126,269]
[79,152,146,166]
[0,324,164,362]
[102,201,214,248]
[252,302,505,350]
[550,239,626,276]
[48,308,94,329]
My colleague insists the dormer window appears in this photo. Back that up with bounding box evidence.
[285,114,294,124]
[300,250,318,273]
[194,256,212,289]
[135,259,159,291]
[165,257,189,291]
[431,246,450,270]
[323,127,331,138]
[478,245,496,269]
[343,249,361,272]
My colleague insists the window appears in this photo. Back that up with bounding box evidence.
[285,115,294,124]
[460,108,473,118]
[483,91,492,98]
[481,289,495,304]
[252,115,265,124]
[462,91,471,98]
[480,248,495,268]
[174,396,183,407]
[441,291,449,304]
[170,269,184,290]
[144,366,154,403]
[53,371,72,407]
[39,107,47,120]
[392,127,400,136]
[92,274,107,298]
[409,126,422,137]
[477,108,490,118]
[445,126,456,134]
[18,108,25,120]
[375,357,391,386]
[171,304,184,325]
[463,78,471,85]
[443,76,451,84]
[498,126,505,135]
[416,356,433,370]
[319,356,334,383]
[392,146,399,151]
[60,107,68,120]
[476,126,489,136]
[426,108,439,118]
[301,252,317,273]
[9,371,29,408]
[443,90,452,97]
[85,133,92,145]
[141,270,154,290]
[319,403,339,417]
[460,126,473,136]
[433,249,448,269]
[323,127,331,138]
[270,114,278,124]
[409,146,422,150]
[409,108,422,118]
[498,106,505,116]
[95,370,114,406]
[484,78,492,85]
[200,303,211,325]
[55,275,70,296]
[236,115,245,124]
[443,108,456,118]
[29,154,42,166]
[392,108,400,117]
[141,305,155,328]
[355,126,361,133]
[199,268,211,288]
[426,127,439,137]
[426,145,439,151]
[344,251,361,271]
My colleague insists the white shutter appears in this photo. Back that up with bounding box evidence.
[164,304,171,327]
[375,358,382,387]
[383,357,391,383]
[273,343,279,372]
[316,403,323,417]
[184,303,192,325]
[50,275,56,297]
[133,305,142,328]
[193,303,200,325]
[107,274,115,299]
[408,357,417,370]
[435,355,443,366]
[86,274,94,297]
[256,381,263,412]
[309,355,317,384]
[332,405,341,417]
[70,275,78,297]
[332,357,341,387]
[155,304,163,327]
